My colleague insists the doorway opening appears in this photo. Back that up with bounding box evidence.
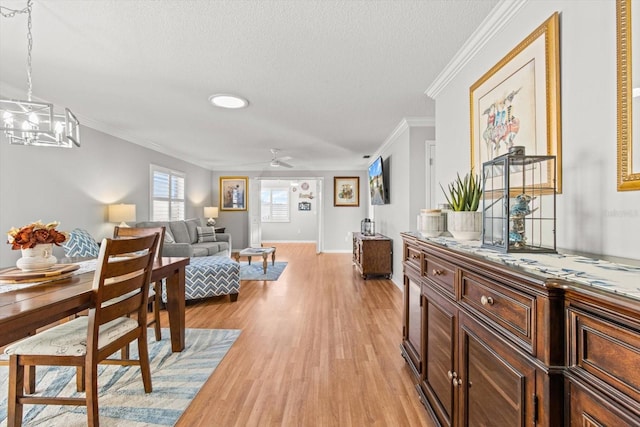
[248,177,324,253]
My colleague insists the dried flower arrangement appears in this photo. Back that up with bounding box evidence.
[7,221,68,250]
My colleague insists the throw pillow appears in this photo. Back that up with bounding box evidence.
[164,229,175,243]
[196,226,216,243]
[62,228,100,257]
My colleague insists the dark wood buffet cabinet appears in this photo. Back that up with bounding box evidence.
[401,232,640,426]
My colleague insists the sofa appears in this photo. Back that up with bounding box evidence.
[136,218,232,258]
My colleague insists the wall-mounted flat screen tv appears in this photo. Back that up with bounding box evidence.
[368,156,388,205]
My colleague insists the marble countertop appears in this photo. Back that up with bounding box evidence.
[405,232,640,302]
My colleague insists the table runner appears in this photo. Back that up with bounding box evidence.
[0,259,97,294]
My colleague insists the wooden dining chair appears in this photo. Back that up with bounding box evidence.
[5,234,159,427]
[113,226,165,341]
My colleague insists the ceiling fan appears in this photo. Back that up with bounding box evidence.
[269,148,293,168]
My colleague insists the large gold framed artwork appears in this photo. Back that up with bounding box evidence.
[617,0,640,190]
[470,13,562,192]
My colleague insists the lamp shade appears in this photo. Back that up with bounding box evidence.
[108,204,136,226]
[204,207,219,218]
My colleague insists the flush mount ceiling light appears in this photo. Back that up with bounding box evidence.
[208,94,249,109]
[0,0,80,148]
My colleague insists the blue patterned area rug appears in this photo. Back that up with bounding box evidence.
[0,328,240,426]
[239,261,287,281]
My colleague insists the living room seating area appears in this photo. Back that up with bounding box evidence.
[61,222,240,304]
[136,219,232,258]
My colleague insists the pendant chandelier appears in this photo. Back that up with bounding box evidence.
[0,0,80,148]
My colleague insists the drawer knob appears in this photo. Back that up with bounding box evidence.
[481,295,494,306]
[452,377,463,387]
[432,269,443,276]
[447,370,456,380]
[411,254,419,259]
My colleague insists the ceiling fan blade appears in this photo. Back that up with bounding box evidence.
[271,159,293,168]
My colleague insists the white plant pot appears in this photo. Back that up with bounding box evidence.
[447,211,482,240]
[16,243,57,271]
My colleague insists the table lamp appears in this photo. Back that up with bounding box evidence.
[108,204,136,227]
[204,206,219,227]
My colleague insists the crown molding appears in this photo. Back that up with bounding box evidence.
[375,116,435,158]
[425,0,528,99]
[78,115,213,170]
[1,81,213,169]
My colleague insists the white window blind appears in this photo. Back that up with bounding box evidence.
[151,165,185,221]
[261,188,289,223]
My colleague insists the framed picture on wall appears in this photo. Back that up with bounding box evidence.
[298,201,311,211]
[470,12,561,192]
[220,176,248,211]
[334,176,359,207]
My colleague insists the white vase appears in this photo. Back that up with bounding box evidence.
[16,243,57,271]
[447,211,482,240]
[419,209,446,238]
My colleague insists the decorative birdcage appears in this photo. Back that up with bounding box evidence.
[481,147,557,253]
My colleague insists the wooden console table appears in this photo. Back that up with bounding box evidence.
[352,232,392,279]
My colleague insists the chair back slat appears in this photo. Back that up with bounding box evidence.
[99,292,145,324]
[101,270,147,302]
[101,256,149,282]
[88,234,158,345]
[113,226,165,261]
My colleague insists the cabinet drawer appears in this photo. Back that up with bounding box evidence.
[567,307,640,408]
[424,256,455,298]
[404,244,422,271]
[460,271,534,352]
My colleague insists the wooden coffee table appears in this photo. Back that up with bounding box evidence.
[233,247,276,274]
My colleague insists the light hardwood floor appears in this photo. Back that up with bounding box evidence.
[171,242,433,426]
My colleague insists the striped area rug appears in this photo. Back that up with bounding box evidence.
[0,328,240,426]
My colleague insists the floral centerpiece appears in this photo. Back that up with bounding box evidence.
[7,221,68,271]
[7,221,68,250]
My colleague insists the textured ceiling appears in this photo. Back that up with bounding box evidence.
[0,0,499,171]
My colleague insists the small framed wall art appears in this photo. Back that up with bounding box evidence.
[220,176,248,211]
[334,176,359,207]
[298,201,311,211]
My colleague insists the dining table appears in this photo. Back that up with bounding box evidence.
[0,256,190,352]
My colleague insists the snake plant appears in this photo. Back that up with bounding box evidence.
[440,172,482,212]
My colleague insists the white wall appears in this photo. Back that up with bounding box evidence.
[212,170,368,251]
[373,124,435,288]
[260,178,318,242]
[435,0,640,259]
[0,127,213,264]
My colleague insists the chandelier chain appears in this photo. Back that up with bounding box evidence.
[0,0,33,100]
[26,0,33,101]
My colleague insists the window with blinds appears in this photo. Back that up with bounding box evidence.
[151,165,185,221]
[261,188,290,223]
